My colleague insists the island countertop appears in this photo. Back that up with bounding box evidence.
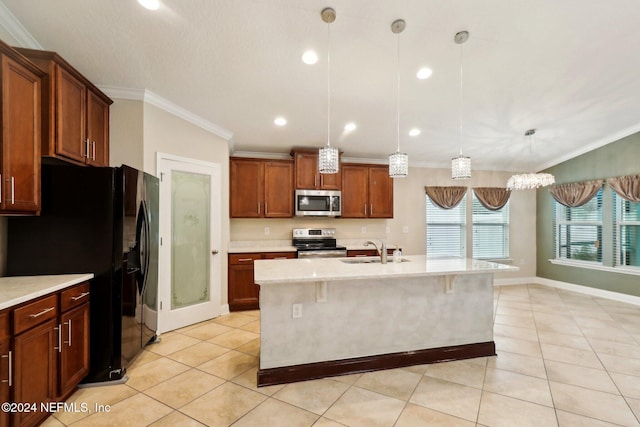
[254,255,517,285]
[0,274,94,310]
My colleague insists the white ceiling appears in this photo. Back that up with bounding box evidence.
[2,0,640,172]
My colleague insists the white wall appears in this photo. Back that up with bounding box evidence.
[109,99,143,169]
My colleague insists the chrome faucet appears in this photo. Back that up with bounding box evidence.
[364,240,387,264]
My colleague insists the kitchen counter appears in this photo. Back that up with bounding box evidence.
[0,273,94,310]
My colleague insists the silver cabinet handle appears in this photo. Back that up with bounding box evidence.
[64,320,72,347]
[364,204,367,215]
[71,292,90,301]
[29,307,54,318]
[10,177,14,205]
[370,204,373,216]
[92,141,96,161]
[84,138,90,158]
[54,324,62,352]
[238,258,252,262]
[257,202,260,215]
[265,203,268,215]
[314,175,317,188]
[1,351,11,386]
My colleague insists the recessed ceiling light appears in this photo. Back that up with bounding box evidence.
[274,117,287,126]
[409,128,421,136]
[416,67,432,80]
[302,50,318,65]
[344,122,357,132]
[137,0,160,10]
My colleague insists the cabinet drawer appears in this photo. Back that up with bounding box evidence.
[262,252,296,260]
[0,311,8,341]
[229,253,262,265]
[13,294,58,335]
[60,282,91,312]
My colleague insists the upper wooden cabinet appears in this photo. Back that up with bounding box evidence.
[230,157,294,218]
[16,48,113,167]
[341,164,394,218]
[291,148,341,190]
[0,41,43,215]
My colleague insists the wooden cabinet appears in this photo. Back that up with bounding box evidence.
[0,311,10,427]
[58,282,90,399]
[341,164,393,218]
[292,148,341,190]
[228,252,296,311]
[16,48,113,167]
[0,42,43,215]
[230,157,294,218]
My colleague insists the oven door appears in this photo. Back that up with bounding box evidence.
[297,249,347,258]
[295,190,341,217]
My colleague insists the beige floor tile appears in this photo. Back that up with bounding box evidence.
[197,350,258,380]
[239,319,261,333]
[149,411,207,426]
[147,333,201,356]
[180,382,267,427]
[126,357,191,391]
[537,330,592,351]
[540,343,604,369]
[209,329,260,349]
[181,321,234,340]
[72,393,172,427]
[580,326,638,345]
[323,386,405,427]
[477,391,558,427]
[144,368,225,408]
[424,359,487,389]
[128,348,162,369]
[627,397,640,424]
[236,337,260,356]
[495,335,543,357]
[231,367,285,396]
[494,314,537,329]
[497,301,533,312]
[493,323,540,342]
[409,376,481,422]
[483,367,553,406]
[495,306,535,318]
[394,403,475,427]
[243,309,261,318]
[40,416,65,427]
[598,353,640,376]
[487,351,547,379]
[588,337,640,359]
[570,310,615,322]
[545,360,619,394]
[400,363,429,375]
[274,378,350,414]
[312,417,349,427]
[166,341,230,367]
[610,372,640,399]
[212,313,256,328]
[549,381,639,426]
[556,410,622,427]
[331,372,363,385]
[233,398,319,427]
[354,368,422,400]
[52,384,137,424]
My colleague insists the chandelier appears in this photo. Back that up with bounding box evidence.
[506,129,555,190]
[318,7,339,174]
[389,19,408,178]
[451,31,471,180]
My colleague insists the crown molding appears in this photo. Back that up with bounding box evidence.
[231,151,291,160]
[97,85,145,101]
[0,1,41,48]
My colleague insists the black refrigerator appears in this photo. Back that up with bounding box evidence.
[7,163,159,384]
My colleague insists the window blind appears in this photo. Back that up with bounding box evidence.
[472,195,509,259]
[426,196,466,257]
[555,188,603,263]
[615,194,640,267]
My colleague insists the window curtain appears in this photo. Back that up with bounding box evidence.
[473,187,511,211]
[607,175,640,202]
[424,186,467,209]
[548,180,603,207]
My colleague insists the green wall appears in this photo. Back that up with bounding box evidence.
[536,132,640,296]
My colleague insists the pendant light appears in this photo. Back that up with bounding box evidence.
[318,7,339,174]
[451,30,471,180]
[389,19,408,178]
[506,129,555,190]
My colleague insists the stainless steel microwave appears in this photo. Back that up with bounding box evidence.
[294,189,341,217]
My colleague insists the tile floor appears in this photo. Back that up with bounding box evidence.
[42,284,640,426]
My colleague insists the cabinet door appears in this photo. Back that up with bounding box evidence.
[1,54,41,213]
[86,90,109,167]
[264,161,293,218]
[55,65,86,163]
[59,303,90,398]
[341,165,368,218]
[228,264,259,311]
[230,159,263,218]
[294,151,318,189]
[319,164,341,190]
[368,166,394,218]
[13,319,57,427]
[0,311,9,427]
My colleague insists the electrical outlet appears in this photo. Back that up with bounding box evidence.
[402,226,409,233]
[264,227,270,235]
[361,226,367,234]
[292,303,302,318]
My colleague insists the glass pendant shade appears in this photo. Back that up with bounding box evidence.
[506,173,555,190]
[389,151,408,178]
[451,153,471,180]
[318,145,339,174]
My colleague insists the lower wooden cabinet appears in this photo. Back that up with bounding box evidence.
[59,303,90,398]
[228,252,296,311]
[0,311,11,427]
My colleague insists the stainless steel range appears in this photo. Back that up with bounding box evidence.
[293,228,347,258]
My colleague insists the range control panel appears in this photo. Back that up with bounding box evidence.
[292,228,336,239]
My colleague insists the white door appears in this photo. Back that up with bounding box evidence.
[157,153,222,333]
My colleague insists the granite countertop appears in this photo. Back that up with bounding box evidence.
[0,274,94,311]
[254,255,518,285]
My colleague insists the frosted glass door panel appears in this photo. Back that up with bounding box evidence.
[171,171,211,309]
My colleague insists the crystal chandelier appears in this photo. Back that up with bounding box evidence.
[451,31,471,180]
[506,129,556,190]
[318,7,339,174]
[389,19,408,178]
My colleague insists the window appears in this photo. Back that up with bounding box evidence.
[615,195,640,268]
[472,195,509,259]
[554,188,603,263]
[426,196,466,257]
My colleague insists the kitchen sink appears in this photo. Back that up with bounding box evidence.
[340,257,410,264]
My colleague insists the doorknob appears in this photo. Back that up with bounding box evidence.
[211,250,219,255]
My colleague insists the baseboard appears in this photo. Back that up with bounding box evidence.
[494,276,538,286]
[220,304,230,315]
[257,341,496,387]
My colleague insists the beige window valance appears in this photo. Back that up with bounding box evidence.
[607,175,640,203]
[425,186,467,209]
[548,180,603,207]
[473,187,511,211]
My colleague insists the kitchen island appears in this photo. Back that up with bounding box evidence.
[254,255,517,386]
